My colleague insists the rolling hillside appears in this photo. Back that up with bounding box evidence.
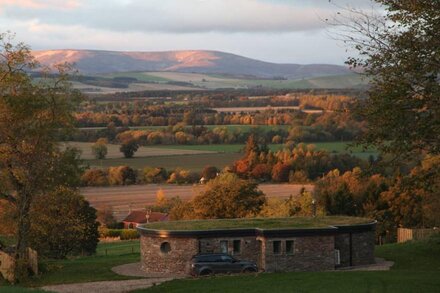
[32,49,351,79]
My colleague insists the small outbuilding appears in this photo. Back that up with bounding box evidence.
[137,216,376,275]
[122,210,168,229]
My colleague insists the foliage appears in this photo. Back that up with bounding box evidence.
[91,138,108,160]
[81,168,109,186]
[201,166,219,181]
[337,1,440,158]
[96,206,117,228]
[0,31,82,280]
[191,173,266,219]
[99,229,139,240]
[108,166,137,185]
[119,139,139,158]
[28,187,99,259]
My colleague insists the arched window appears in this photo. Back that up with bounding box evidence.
[128,223,134,229]
[160,242,171,253]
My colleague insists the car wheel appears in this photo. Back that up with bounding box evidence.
[199,269,213,276]
[243,268,257,273]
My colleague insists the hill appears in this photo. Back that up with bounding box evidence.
[32,49,351,80]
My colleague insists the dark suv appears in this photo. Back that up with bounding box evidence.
[190,253,258,276]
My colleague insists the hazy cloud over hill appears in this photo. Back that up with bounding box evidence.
[0,0,378,64]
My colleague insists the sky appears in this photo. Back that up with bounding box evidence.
[0,0,378,65]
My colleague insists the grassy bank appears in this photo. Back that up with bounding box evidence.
[0,240,140,289]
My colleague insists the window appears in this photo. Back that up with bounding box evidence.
[335,250,341,265]
[233,240,241,254]
[220,240,228,254]
[273,241,281,255]
[286,240,294,255]
[160,242,171,254]
[221,255,233,262]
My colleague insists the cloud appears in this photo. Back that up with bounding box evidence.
[0,0,353,33]
[0,0,80,10]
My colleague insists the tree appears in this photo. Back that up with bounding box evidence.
[271,163,291,182]
[120,139,139,158]
[201,166,219,181]
[91,138,108,160]
[108,166,137,185]
[332,1,440,158]
[97,206,117,228]
[81,168,109,186]
[192,173,266,219]
[29,187,99,259]
[0,32,81,280]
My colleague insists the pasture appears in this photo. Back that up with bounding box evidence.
[82,183,314,221]
[64,141,216,160]
[212,106,323,114]
[86,153,242,171]
[80,71,368,91]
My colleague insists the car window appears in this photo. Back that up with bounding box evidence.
[221,255,232,262]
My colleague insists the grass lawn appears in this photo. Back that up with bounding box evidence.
[136,235,440,293]
[142,216,372,231]
[0,240,141,289]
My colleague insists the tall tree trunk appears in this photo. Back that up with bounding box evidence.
[14,191,32,282]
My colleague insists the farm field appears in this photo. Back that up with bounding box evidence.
[77,124,290,131]
[70,80,199,94]
[147,142,377,157]
[86,153,242,171]
[82,183,314,221]
[93,71,367,90]
[64,141,216,160]
[212,106,323,114]
[71,141,375,171]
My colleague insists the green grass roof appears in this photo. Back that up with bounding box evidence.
[141,216,372,231]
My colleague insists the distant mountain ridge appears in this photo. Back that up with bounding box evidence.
[32,49,351,79]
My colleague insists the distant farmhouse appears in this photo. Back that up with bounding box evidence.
[122,210,168,229]
[137,217,376,275]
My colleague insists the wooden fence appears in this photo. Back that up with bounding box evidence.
[397,228,440,243]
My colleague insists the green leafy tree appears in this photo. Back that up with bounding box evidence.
[0,32,81,280]
[29,187,99,259]
[192,173,266,219]
[91,138,108,160]
[120,139,139,158]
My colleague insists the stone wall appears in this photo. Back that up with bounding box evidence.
[140,235,198,275]
[261,235,335,272]
[334,233,350,267]
[199,236,260,265]
[335,231,375,267]
[352,231,375,266]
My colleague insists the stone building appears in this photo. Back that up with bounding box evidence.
[137,218,376,275]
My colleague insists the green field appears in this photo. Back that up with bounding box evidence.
[147,142,376,157]
[87,153,242,171]
[137,235,440,293]
[142,216,371,231]
[82,141,375,170]
[90,71,367,90]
